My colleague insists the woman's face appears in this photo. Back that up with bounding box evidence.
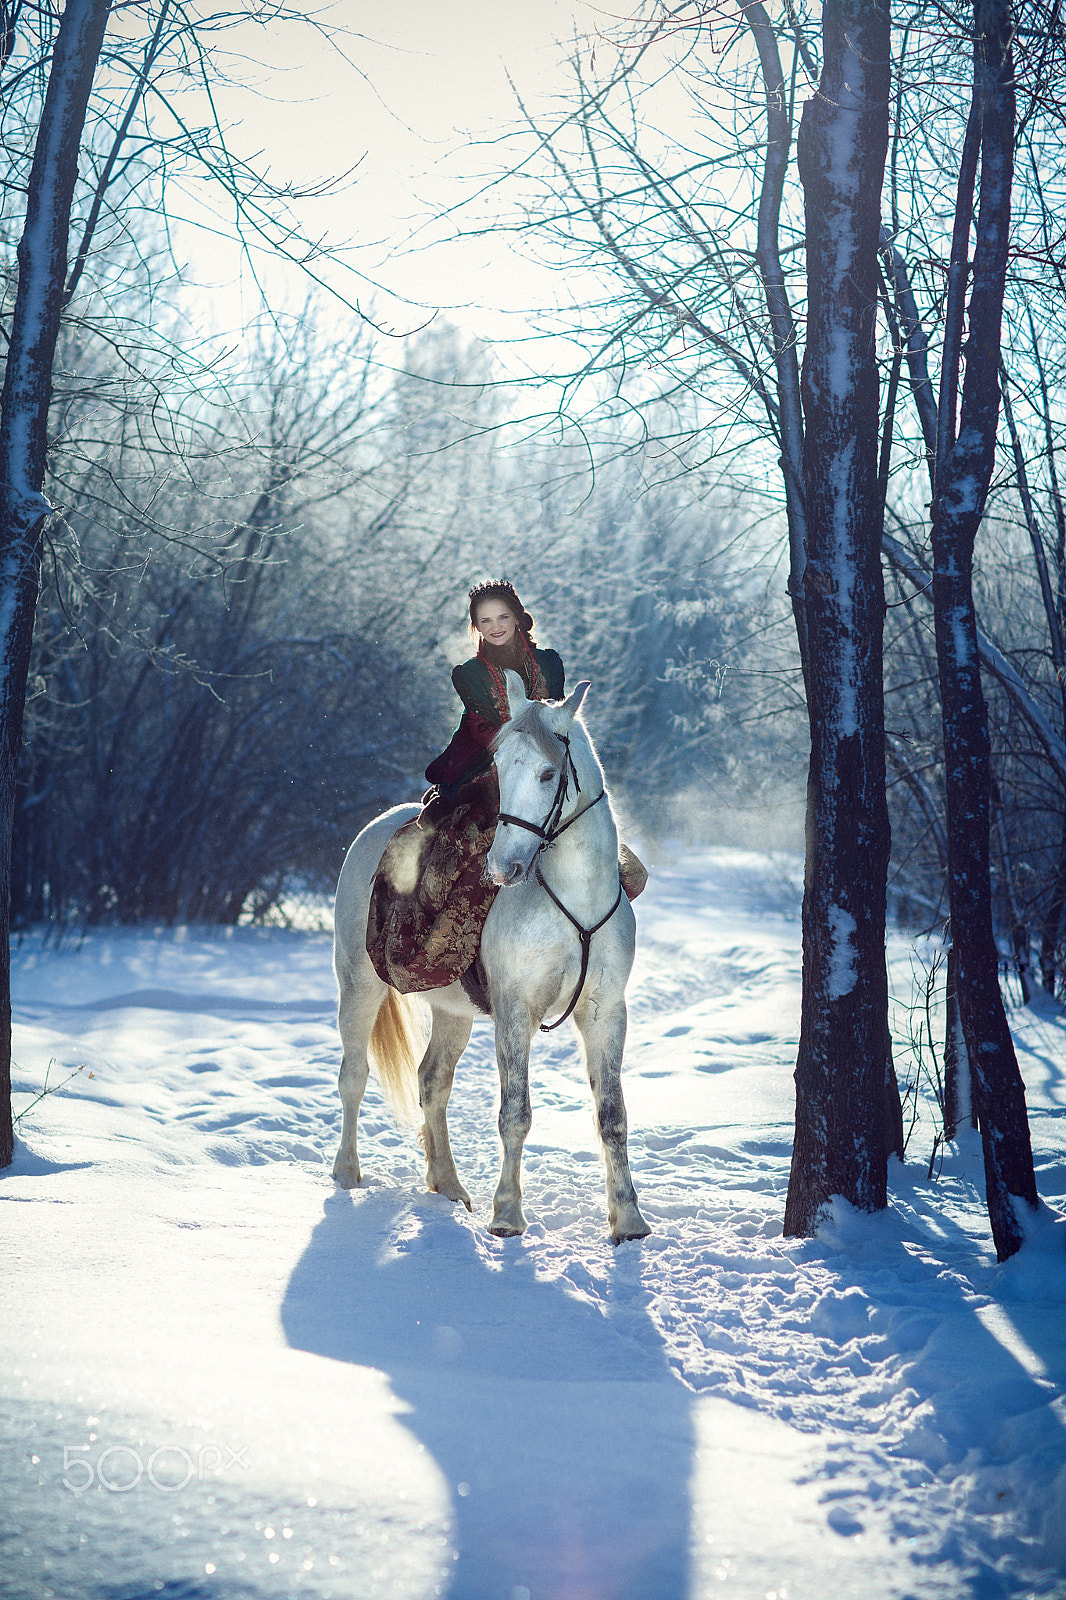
[475,599,518,647]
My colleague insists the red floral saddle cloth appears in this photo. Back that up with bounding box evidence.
[365,770,500,995]
[365,770,648,997]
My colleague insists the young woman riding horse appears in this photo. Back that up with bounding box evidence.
[366,581,557,996]
[335,608,652,1238]
[366,581,644,997]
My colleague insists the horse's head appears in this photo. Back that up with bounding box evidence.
[487,670,591,886]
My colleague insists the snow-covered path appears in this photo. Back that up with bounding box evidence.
[3,852,1066,1598]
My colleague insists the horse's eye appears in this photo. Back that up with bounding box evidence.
[540,768,556,784]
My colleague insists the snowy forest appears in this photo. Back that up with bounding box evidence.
[4,2,1066,1597]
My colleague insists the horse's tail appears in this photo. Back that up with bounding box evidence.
[368,987,427,1126]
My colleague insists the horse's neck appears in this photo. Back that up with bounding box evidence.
[545,736,618,895]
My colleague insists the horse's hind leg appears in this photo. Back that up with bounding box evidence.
[419,1008,473,1209]
[332,970,383,1189]
[576,998,651,1244]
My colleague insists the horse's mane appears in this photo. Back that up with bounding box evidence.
[493,699,570,765]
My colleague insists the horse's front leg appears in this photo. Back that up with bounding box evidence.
[490,1003,535,1236]
[576,997,651,1244]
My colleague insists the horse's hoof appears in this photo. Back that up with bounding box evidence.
[430,1178,473,1211]
[332,1159,361,1189]
[489,1203,526,1236]
[610,1207,651,1244]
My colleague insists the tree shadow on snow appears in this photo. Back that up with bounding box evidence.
[817,1153,1066,1585]
[281,1185,694,1600]
[3,1135,93,1177]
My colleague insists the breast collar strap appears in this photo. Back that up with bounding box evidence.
[536,864,624,1032]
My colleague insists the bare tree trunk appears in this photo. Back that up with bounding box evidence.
[1035,320,1066,995]
[943,943,973,1142]
[885,1027,905,1161]
[928,0,1037,1260]
[883,529,1066,786]
[992,783,1032,1004]
[0,0,112,1166]
[784,0,893,1235]
[745,2,810,685]
[1040,823,1066,996]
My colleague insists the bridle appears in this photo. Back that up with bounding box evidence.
[495,732,624,1032]
[497,733,599,847]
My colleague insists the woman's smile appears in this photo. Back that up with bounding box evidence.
[475,600,518,646]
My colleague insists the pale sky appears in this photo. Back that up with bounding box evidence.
[182,0,619,355]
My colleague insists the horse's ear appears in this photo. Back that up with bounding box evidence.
[551,679,590,732]
[504,669,529,718]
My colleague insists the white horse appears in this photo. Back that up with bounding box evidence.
[332,670,651,1244]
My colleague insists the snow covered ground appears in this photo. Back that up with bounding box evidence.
[3,848,1066,1600]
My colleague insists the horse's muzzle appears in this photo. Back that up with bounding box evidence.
[489,857,528,887]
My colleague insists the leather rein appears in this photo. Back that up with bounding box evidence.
[496,734,624,1032]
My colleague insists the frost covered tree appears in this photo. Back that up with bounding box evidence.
[484,0,1055,1253]
[781,0,893,1234]
[0,0,387,1167]
[925,0,1038,1258]
[11,310,442,928]
[0,0,112,1168]
[853,0,1042,1255]
[498,0,902,1228]
[10,303,764,933]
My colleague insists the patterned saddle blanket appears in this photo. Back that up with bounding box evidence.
[365,770,500,996]
[365,770,648,1000]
